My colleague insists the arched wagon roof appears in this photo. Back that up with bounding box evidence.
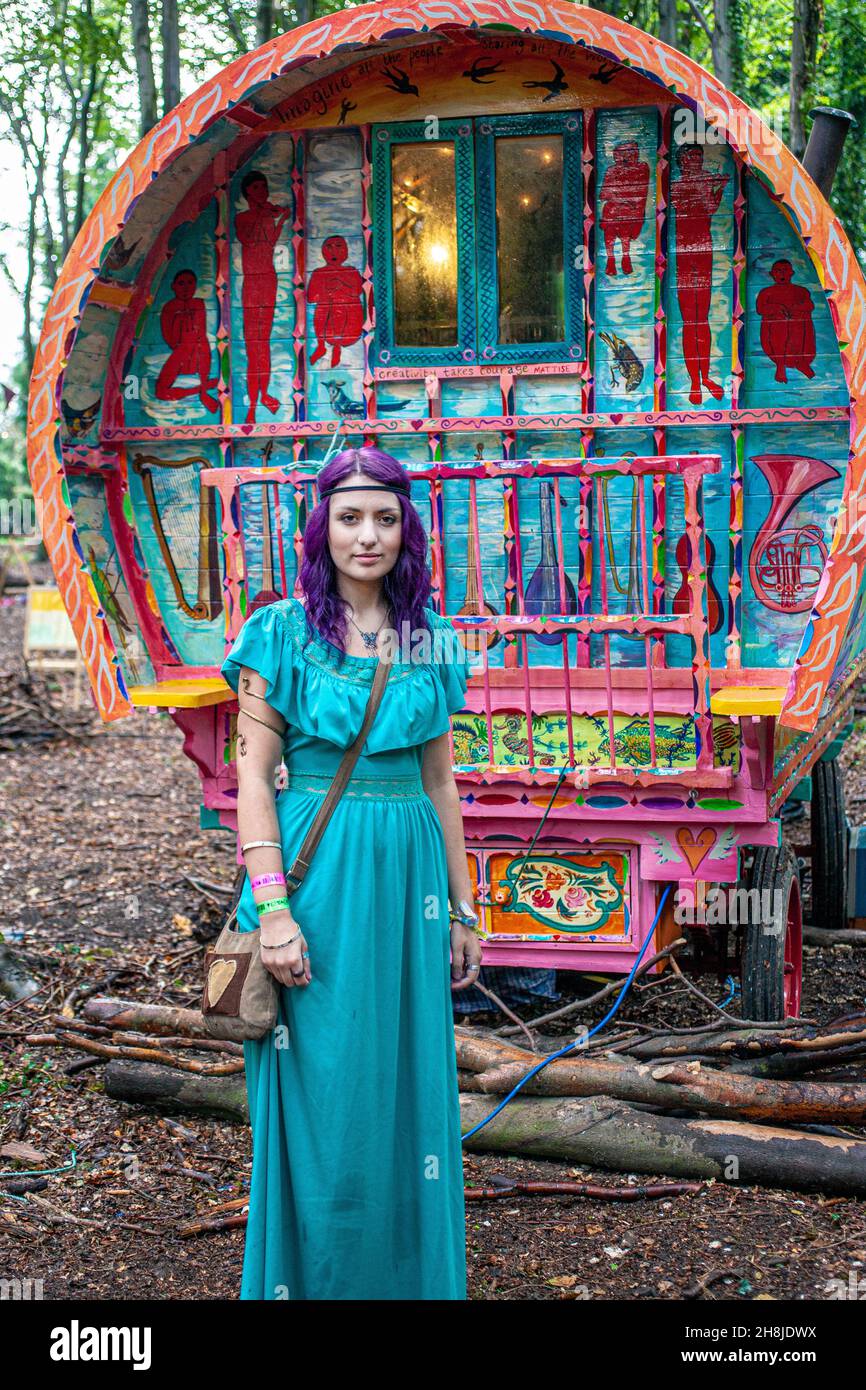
[27,0,866,729]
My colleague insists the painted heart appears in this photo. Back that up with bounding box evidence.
[676,826,716,873]
[207,958,237,1007]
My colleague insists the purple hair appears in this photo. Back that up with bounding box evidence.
[297,446,433,660]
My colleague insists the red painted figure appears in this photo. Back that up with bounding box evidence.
[155,269,219,413]
[755,258,816,384]
[670,145,729,405]
[307,235,364,368]
[599,140,650,276]
[235,171,291,424]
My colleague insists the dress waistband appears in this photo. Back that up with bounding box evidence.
[282,767,426,800]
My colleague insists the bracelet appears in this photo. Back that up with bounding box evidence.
[251,873,286,890]
[449,902,480,927]
[256,896,292,916]
[261,929,301,950]
[242,840,282,853]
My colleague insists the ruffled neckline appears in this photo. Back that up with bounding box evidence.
[221,595,469,753]
[290,598,381,668]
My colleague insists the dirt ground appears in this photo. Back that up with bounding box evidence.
[1,578,865,1302]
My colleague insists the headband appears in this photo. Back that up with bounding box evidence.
[318,482,412,499]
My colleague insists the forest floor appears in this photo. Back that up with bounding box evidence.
[1,575,865,1302]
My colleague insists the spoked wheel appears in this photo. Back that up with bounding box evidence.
[740,844,803,1021]
[811,757,849,932]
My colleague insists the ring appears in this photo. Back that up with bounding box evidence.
[467,963,479,972]
[302,950,309,958]
[290,968,306,979]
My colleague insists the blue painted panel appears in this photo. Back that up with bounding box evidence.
[665,142,735,411]
[743,175,847,408]
[127,203,220,428]
[230,138,296,426]
[594,108,658,413]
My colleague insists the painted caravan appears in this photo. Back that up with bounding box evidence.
[28,1,866,1020]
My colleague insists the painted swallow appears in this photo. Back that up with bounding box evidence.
[590,61,619,84]
[522,59,568,102]
[381,63,419,97]
[463,57,503,84]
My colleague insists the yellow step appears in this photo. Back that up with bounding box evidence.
[127,678,232,709]
[710,685,786,716]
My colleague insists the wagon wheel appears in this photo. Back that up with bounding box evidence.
[739,844,802,1022]
[810,757,849,932]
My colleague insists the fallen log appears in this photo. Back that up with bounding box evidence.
[102,1060,248,1123]
[83,998,208,1038]
[727,1040,866,1079]
[460,1094,866,1194]
[470,1052,866,1124]
[620,1024,816,1060]
[804,926,866,947]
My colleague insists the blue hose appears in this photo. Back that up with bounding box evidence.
[461,883,672,1143]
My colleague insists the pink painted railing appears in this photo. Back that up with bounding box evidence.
[202,452,727,787]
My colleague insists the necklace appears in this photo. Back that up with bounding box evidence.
[347,605,390,652]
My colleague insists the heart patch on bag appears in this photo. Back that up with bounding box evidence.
[207,958,237,1007]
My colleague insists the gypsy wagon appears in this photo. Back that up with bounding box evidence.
[28,2,866,1022]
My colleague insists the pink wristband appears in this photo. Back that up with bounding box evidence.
[250,872,287,890]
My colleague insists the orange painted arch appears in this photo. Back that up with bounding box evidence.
[27,0,866,727]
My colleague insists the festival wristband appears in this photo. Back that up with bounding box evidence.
[251,873,287,890]
[256,896,292,916]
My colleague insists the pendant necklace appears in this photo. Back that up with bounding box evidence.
[347,606,390,652]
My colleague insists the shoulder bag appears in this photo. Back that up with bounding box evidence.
[201,652,393,1041]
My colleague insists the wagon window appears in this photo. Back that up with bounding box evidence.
[494,135,565,345]
[372,114,581,367]
[391,142,458,347]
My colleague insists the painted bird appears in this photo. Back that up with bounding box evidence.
[381,63,419,97]
[522,60,568,102]
[590,62,619,85]
[463,57,503,83]
[599,332,645,392]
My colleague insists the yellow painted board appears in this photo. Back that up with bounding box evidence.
[710,686,786,716]
[127,679,233,709]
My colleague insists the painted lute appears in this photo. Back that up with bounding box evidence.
[457,495,501,652]
[524,480,577,644]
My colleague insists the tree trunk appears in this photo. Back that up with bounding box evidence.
[790,0,824,159]
[131,0,158,136]
[712,0,734,89]
[161,0,180,115]
[256,0,273,47]
[659,0,678,47]
[460,1093,866,1194]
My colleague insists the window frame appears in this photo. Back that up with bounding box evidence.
[371,118,477,367]
[371,112,584,369]
[474,111,583,365]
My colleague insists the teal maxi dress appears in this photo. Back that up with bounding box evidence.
[220,596,470,1300]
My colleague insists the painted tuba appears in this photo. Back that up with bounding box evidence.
[748,453,839,613]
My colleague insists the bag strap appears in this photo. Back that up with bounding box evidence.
[283,652,393,896]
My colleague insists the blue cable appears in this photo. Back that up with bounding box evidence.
[461,883,672,1143]
[719,975,738,1010]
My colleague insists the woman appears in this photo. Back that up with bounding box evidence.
[220,445,483,1300]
